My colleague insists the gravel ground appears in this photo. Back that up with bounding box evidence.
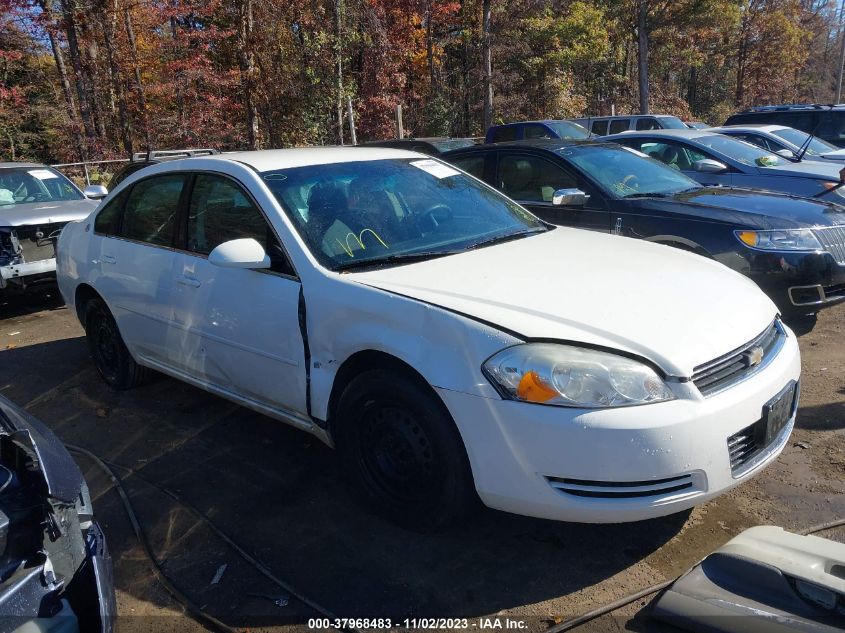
[0,288,842,633]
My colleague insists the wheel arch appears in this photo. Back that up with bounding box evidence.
[74,283,105,326]
[326,350,451,439]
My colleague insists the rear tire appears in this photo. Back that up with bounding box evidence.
[334,369,475,532]
[83,298,150,390]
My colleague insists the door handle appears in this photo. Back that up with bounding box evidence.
[176,275,201,288]
[101,254,116,265]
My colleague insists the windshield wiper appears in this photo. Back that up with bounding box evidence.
[466,228,547,250]
[624,192,672,199]
[334,250,461,272]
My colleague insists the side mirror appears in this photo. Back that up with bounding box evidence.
[552,188,590,207]
[83,184,108,199]
[693,159,728,174]
[208,238,270,269]
[775,148,797,159]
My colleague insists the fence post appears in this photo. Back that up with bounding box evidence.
[83,163,90,185]
[347,97,357,145]
[395,104,404,139]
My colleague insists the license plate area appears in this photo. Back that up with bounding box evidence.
[763,380,798,445]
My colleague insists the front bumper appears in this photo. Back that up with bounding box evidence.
[0,258,57,290]
[438,327,801,523]
[742,250,845,313]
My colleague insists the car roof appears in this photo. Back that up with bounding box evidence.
[203,147,425,171]
[0,162,45,169]
[605,128,714,140]
[580,114,677,120]
[711,124,789,133]
[444,139,615,154]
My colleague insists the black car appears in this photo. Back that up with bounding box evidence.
[442,140,845,317]
[106,148,219,191]
[362,137,478,156]
[0,394,115,631]
[724,104,845,148]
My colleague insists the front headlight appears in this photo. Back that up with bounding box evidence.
[482,343,675,408]
[735,228,822,251]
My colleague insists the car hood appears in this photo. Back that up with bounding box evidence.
[641,186,845,228]
[818,148,845,161]
[350,229,778,377]
[0,198,98,227]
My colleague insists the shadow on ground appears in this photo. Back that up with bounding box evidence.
[0,338,689,627]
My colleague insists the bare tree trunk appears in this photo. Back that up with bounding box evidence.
[170,16,186,140]
[39,0,86,160]
[481,0,492,130]
[78,7,107,140]
[637,0,649,114]
[123,7,150,147]
[426,0,435,87]
[335,0,344,145]
[58,0,95,139]
[99,0,133,155]
[237,0,260,149]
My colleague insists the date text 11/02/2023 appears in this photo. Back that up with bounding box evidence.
[307,618,529,630]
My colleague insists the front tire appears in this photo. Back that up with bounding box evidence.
[83,298,150,390]
[334,369,475,532]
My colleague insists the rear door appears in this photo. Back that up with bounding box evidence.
[170,172,307,415]
[93,173,187,364]
[495,150,609,231]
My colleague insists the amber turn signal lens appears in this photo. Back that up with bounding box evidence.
[736,230,758,247]
[516,371,558,403]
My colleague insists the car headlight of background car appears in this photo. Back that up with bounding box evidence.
[734,228,823,251]
[482,343,675,408]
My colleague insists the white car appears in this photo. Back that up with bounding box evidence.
[57,148,801,530]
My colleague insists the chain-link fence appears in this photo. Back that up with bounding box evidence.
[49,159,131,189]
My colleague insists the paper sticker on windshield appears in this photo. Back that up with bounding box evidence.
[28,169,58,180]
[410,159,459,179]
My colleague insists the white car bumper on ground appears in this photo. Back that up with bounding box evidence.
[438,324,801,523]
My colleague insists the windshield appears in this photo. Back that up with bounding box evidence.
[547,121,590,139]
[563,144,700,199]
[0,167,83,207]
[696,134,787,167]
[770,128,838,155]
[659,116,690,130]
[262,158,547,270]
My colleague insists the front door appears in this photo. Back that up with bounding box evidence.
[170,173,307,415]
[495,151,610,231]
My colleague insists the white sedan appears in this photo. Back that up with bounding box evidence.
[57,148,801,530]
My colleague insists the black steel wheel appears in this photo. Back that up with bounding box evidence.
[83,298,149,390]
[335,368,475,532]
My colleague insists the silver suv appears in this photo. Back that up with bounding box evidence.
[572,114,689,136]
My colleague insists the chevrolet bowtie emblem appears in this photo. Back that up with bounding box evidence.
[744,346,764,367]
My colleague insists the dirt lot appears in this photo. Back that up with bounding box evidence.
[0,289,843,632]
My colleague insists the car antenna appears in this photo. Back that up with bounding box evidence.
[794,117,823,162]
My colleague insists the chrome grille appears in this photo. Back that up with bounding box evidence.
[692,320,783,396]
[546,474,694,499]
[814,225,845,265]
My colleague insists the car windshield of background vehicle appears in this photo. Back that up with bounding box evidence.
[0,167,83,206]
[770,128,839,155]
[696,135,787,167]
[658,116,690,130]
[262,158,548,271]
[562,145,701,199]
[547,121,590,139]
[430,139,477,152]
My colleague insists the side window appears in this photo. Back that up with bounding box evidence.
[122,174,185,246]
[497,154,577,202]
[609,118,630,134]
[633,141,705,170]
[525,124,552,139]
[636,117,659,130]
[591,120,609,135]
[491,126,518,143]
[779,112,816,134]
[450,155,486,180]
[187,174,293,275]
[93,190,128,236]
